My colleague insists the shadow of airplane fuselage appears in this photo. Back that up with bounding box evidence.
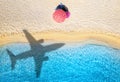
[6,30,65,78]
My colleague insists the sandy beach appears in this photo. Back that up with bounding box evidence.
[0,0,120,48]
[1,1,120,81]
[0,30,120,49]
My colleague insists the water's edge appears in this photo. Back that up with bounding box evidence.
[0,42,120,82]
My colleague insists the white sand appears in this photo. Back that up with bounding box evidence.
[0,0,120,48]
[0,0,120,34]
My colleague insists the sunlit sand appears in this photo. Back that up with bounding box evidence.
[0,30,120,49]
[0,0,120,81]
[0,0,120,48]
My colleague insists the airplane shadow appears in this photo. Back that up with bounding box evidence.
[6,30,65,78]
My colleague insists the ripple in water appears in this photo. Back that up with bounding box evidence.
[0,43,120,82]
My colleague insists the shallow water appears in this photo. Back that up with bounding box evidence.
[0,43,120,82]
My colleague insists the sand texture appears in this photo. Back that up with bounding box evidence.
[0,0,120,48]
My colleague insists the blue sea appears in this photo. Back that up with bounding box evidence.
[0,42,120,82]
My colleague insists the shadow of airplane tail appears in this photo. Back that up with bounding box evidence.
[6,49,16,70]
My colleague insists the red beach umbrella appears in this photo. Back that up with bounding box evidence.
[53,9,67,23]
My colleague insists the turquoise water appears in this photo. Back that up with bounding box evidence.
[0,43,120,82]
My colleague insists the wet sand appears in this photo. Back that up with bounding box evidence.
[0,30,120,49]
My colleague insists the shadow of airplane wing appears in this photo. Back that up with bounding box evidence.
[23,30,36,44]
[43,43,65,52]
[34,56,43,78]
[23,30,45,50]
[34,56,49,78]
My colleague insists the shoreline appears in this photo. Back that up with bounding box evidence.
[0,31,120,49]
